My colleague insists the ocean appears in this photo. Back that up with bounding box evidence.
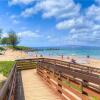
[28,45,100,59]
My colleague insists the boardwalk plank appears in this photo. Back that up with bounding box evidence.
[19,69,61,100]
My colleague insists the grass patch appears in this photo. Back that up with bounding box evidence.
[63,81,99,100]
[0,61,15,77]
[89,94,98,100]
[92,97,99,100]
[63,81,82,92]
[7,46,34,51]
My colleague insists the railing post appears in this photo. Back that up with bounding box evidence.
[67,76,70,86]
[79,82,83,94]
[57,72,62,94]
[46,70,51,85]
[36,61,39,71]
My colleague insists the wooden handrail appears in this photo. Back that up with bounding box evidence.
[41,58,100,73]
[15,58,100,85]
[16,57,100,73]
[0,64,16,100]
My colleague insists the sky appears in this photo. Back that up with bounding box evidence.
[0,0,100,47]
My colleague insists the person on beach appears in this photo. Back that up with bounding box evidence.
[87,55,90,64]
[71,58,76,64]
[87,55,90,58]
[36,54,37,57]
[61,54,63,60]
[40,54,43,57]
[67,56,70,59]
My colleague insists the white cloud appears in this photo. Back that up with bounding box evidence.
[56,14,100,45]
[47,35,52,39]
[2,33,8,38]
[93,24,100,30]
[17,30,41,38]
[86,5,100,23]
[56,16,94,30]
[10,15,20,24]
[42,31,100,46]
[2,30,40,38]
[56,19,75,30]
[9,0,35,5]
[65,23,100,45]
[21,7,37,17]
[10,15,17,19]
[13,19,20,24]
[21,0,80,18]
[55,3,100,45]
[8,0,100,46]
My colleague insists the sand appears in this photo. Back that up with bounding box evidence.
[0,49,29,61]
[42,55,100,68]
[0,49,100,68]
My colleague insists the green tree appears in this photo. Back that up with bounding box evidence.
[0,29,2,39]
[7,30,20,47]
[1,37,9,45]
[0,29,2,44]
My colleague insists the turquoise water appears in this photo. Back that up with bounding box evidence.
[29,46,100,59]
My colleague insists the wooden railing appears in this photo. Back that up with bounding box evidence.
[0,59,37,100]
[16,59,37,70]
[16,57,100,74]
[41,58,100,74]
[37,58,100,100]
[0,64,17,100]
[0,58,100,100]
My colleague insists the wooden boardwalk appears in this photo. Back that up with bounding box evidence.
[16,69,61,100]
[1,58,100,100]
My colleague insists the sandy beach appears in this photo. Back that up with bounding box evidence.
[0,49,100,68]
[42,55,100,68]
[0,49,29,61]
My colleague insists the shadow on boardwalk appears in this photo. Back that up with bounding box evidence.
[15,71,25,100]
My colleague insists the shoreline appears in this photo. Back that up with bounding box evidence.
[27,50,100,60]
[0,49,100,68]
[26,51,100,68]
[28,54,100,68]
